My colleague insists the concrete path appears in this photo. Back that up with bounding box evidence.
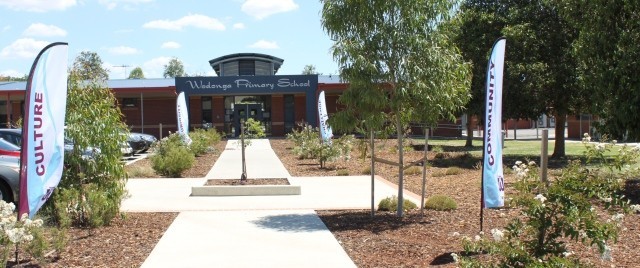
[122,139,419,268]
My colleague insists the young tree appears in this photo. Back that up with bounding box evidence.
[163,57,185,78]
[322,0,471,216]
[72,51,109,80]
[43,70,129,227]
[128,66,145,79]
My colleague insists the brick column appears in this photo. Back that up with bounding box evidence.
[271,94,284,136]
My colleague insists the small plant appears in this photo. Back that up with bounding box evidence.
[126,165,156,178]
[404,166,422,175]
[150,133,195,177]
[378,196,418,212]
[431,170,446,177]
[0,201,47,266]
[424,195,457,211]
[432,145,447,159]
[361,165,372,175]
[286,123,354,168]
[445,167,462,176]
[189,128,215,156]
[336,169,350,176]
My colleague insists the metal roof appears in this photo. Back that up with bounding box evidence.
[107,78,175,89]
[0,81,26,91]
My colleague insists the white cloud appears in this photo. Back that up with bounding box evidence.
[2,26,10,32]
[0,0,77,12]
[106,46,139,55]
[233,23,245,30]
[143,14,225,31]
[161,41,181,49]
[248,40,279,49]
[143,56,172,78]
[0,69,25,78]
[99,0,153,10]
[241,0,298,20]
[23,23,67,37]
[0,38,50,59]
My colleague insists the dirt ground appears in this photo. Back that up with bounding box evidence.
[8,138,640,267]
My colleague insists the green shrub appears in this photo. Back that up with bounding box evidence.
[445,167,462,175]
[189,128,215,156]
[286,123,354,168]
[361,165,372,175]
[378,196,418,212]
[126,165,156,178]
[150,133,195,177]
[336,169,349,176]
[432,145,448,159]
[424,195,458,211]
[404,166,422,175]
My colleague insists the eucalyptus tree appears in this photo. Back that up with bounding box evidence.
[301,64,320,75]
[554,1,640,141]
[322,0,471,216]
[455,0,581,157]
[128,66,145,79]
[163,57,185,78]
[72,51,109,80]
[44,70,129,227]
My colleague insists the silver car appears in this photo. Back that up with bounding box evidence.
[0,156,19,203]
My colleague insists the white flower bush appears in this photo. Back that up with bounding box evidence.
[0,201,45,265]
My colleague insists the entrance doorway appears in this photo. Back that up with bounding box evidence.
[234,103,263,136]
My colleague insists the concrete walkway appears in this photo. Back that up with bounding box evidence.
[121,139,420,268]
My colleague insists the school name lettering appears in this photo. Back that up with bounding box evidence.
[185,78,311,91]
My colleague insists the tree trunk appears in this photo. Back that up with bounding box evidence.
[465,114,474,147]
[551,114,566,158]
[396,115,404,217]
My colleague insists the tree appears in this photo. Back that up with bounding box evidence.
[72,51,109,80]
[43,70,129,227]
[301,64,320,75]
[163,57,185,78]
[454,0,583,157]
[555,1,640,141]
[322,0,471,216]
[128,66,145,79]
[0,74,28,81]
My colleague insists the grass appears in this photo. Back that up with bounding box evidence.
[423,138,589,157]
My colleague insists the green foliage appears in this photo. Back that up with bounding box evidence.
[242,118,266,139]
[286,123,354,168]
[43,71,128,227]
[301,64,320,75]
[189,128,221,156]
[0,201,47,266]
[150,133,195,177]
[460,139,640,266]
[445,167,462,176]
[556,1,640,141]
[336,169,349,176]
[72,51,109,80]
[424,195,457,211]
[378,196,418,212]
[403,166,422,175]
[361,165,372,175]
[128,66,145,79]
[163,57,185,78]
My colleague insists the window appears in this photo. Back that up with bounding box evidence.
[202,97,212,124]
[122,98,138,108]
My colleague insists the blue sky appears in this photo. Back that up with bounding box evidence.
[0,0,339,79]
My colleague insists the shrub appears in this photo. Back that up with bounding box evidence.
[404,166,422,175]
[432,145,448,159]
[361,165,372,175]
[126,165,156,178]
[287,123,354,168]
[431,170,446,177]
[445,167,462,175]
[189,128,217,156]
[0,201,47,266]
[378,196,418,212]
[424,195,457,211]
[460,137,640,267]
[150,133,195,177]
[336,169,349,176]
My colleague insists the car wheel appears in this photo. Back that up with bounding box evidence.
[0,181,13,203]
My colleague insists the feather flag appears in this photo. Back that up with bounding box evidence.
[176,91,192,145]
[482,38,506,208]
[18,42,69,219]
[318,91,333,144]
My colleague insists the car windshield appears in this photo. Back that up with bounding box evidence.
[0,138,20,151]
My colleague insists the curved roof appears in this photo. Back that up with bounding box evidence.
[208,53,284,75]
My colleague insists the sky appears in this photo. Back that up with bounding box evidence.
[0,0,339,79]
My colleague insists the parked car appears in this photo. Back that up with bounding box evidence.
[134,133,157,153]
[0,128,22,147]
[0,138,20,157]
[0,156,19,203]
